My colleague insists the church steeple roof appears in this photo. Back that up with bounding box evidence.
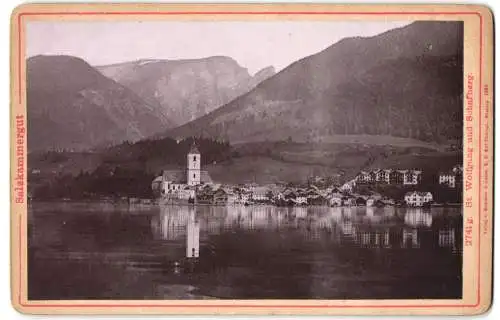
[189,141,200,154]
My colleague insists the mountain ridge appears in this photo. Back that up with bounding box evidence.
[164,21,463,145]
[96,56,276,126]
[27,55,175,151]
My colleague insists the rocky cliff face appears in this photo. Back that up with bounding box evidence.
[97,57,276,126]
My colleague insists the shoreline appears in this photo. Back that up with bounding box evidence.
[28,198,463,209]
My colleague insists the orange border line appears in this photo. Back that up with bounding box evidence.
[476,12,483,308]
[18,214,22,306]
[16,10,484,310]
[18,11,482,15]
[17,13,22,104]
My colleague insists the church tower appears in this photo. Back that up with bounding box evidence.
[187,142,201,186]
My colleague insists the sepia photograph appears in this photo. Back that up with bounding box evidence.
[10,3,493,316]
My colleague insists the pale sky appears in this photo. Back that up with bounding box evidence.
[27,20,412,75]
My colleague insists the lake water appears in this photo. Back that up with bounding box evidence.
[28,203,462,300]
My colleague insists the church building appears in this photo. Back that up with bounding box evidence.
[151,142,213,198]
[187,143,201,186]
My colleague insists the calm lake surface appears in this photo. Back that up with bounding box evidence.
[28,203,462,300]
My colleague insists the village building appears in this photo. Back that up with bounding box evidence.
[453,165,463,185]
[373,192,383,199]
[452,164,463,174]
[340,179,356,192]
[302,187,324,205]
[366,198,376,207]
[213,188,228,205]
[404,191,433,207]
[226,190,239,204]
[382,169,392,184]
[295,194,308,205]
[275,191,285,201]
[369,171,377,182]
[389,170,404,184]
[355,196,367,206]
[380,197,395,206]
[437,164,463,189]
[356,171,372,184]
[177,187,196,200]
[342,196,357,207]
[151,142,213,199]
[373,169,384,182]
[196,185,214,203]
[251,186,271,202]
[399,170,408,183]
[324,186,340,195]
[328,191,343,207]
[438,172,456,188]
[283,188,297,200]
[403,170,422,185]
[238,191,251,204]
[353,168,421,186]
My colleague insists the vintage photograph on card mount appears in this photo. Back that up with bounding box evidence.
[10,3,493,316]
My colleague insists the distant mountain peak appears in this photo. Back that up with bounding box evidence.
[97,56,275,126]
[254,65,275,76]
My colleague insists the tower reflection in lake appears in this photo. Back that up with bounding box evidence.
[28,203,462,300]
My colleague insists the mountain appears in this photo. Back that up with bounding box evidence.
[97,57,275,125]
[165,21,463,145]
[249,66,276,88]
[27,55,175,151]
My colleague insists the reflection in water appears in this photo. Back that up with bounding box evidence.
[405,208,433,227]
[152,207,188,240]
[186,207,200,258]
[28,203,463,300]
[439,228,456,250]
[356,229,391,248]
[150,205,461,253]
[402,229,419,248]
[366,206,375,217]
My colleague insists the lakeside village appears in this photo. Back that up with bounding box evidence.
[149,143,463,208]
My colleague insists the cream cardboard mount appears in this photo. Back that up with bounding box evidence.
[10,3,493,316]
